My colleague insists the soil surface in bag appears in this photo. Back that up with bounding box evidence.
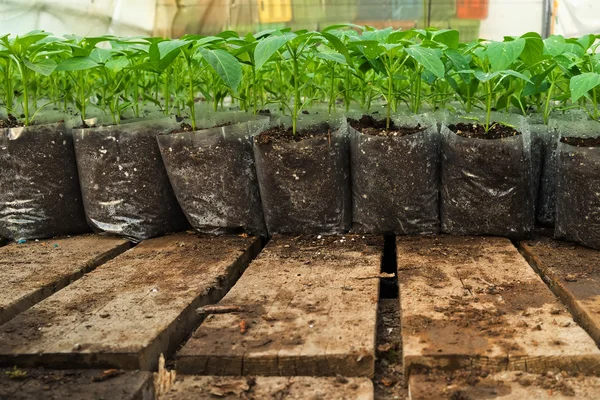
[441,122,535,239]
[555,137,600,249]
[0,123,90,240]
[74,121,188,241]
[349,115,439,234]
[158,122,267,236]
[254,123,351,234]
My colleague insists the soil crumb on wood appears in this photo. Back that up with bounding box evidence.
[449,122,521,139]
[374,298,408,400]
[349,114,425,137]
[0,114,24,129]
[560,136,600,147]
[256,122,331,144]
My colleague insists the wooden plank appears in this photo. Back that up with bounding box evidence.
[162,375,374,400]
[397,236,600,377]
[176,235,382,377]
[409,370,600,399]
[520,238,600,347]
[0,234,130,325]
[0,233,263,371]
[0,368,153,400]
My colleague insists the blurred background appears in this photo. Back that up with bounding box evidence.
[0,0,598,40]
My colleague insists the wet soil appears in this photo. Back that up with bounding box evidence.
[449,122,521,139]
[256,122,331,144]
[0,114,24,129]
[561,136,600,147]
[348,115,424,137]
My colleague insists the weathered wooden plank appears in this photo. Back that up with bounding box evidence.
[0,233,263,371]
[162,375,373,400]
[0,234,130,325]
[520,238,600,347]
[397,236,600,377]
[0,368,153,400]
[409,370,600,399]
[176,235,382,377]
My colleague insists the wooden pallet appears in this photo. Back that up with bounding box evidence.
[397,236,600,376]
[177,235,382,377]
[0,235,130,325]
[520,238,600,346]
[0,233,263,370]
[0,368,153,400]
[163,375,373,399]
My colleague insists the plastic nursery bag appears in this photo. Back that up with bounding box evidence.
[440,112,535,239]
[157,113,269,236]
[0,122,90,240]
[253,114,351,235]
[554,119,600,249]
[73,118,189,241]
[350,113,439,234]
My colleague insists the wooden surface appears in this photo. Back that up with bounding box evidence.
[177,235,382,377]
[397,236,600,376]
[163,375,373,399]
[0,233,263,370]
[409,370,600,400]
[520,238,600,346]
[0,234,130,325]
[0,368,153,400]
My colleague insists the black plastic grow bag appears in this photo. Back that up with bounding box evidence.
[0,122,89,240]
[73,118,188,241]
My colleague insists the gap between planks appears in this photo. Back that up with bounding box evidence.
[0,233,265,371]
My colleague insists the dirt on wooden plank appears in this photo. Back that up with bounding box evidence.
[0,234,130,325]
[409,369,600,399]
[161,375,374,400]
[397,235,600,376]
[0,367,153,400]
[0,233,263,371]
[520,238,600,346]
[176,234,382,377]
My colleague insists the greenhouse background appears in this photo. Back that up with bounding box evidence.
[0,0,598,40]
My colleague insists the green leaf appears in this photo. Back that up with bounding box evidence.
[544,35,566,57]
[90,48,112,64]
[519,32,544,66]
[315,52,346,64]
[432,29,459,49]
[56,56,99,71]
[199,48,242,92]
[484,39,525,71]
[321,32,353,66]
[105,57,129,72]
[254,32,295,71]
[570,72,600,102]
[473,69,531,83]
[405,45,445,79]
[24,57,56,76]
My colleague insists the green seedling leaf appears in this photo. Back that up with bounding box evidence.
[570,72,600,102]
[315,52,346,64]
[199,48,242,92]
[24,58,57,76]
[432,29,459,49]
[105,57,129,72]
[254,32,295,71]
[406,45,444,79]
[519,32,544,66]
[485,39,525,71]
[544,35,566,57]
[90,48,112,64]
[56,56,99,71]
[321,32,353,65]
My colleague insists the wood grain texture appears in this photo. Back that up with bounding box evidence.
[397,236,600,377]
[0,233,263,370]
[177,235,382,377]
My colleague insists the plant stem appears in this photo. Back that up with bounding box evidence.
[386,72,393,129]
[163,69,170,116]
[21,64,30,125]
[79,71,86,122]
[252,66,257,115]
[485,81,493,132]
[292,53,300,136]
[186,58,196,130]
[543,80,555,125]
[329,63,335,115]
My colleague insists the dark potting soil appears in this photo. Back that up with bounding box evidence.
[168,121,233,134]
[0,123,90,240]
[0,114,24,129]
[350,118,439,234]
[253,122,351,234]
[560,136,600,147]
[348,114,425,137]
[256,122,331,144]
[449,122,521,139]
